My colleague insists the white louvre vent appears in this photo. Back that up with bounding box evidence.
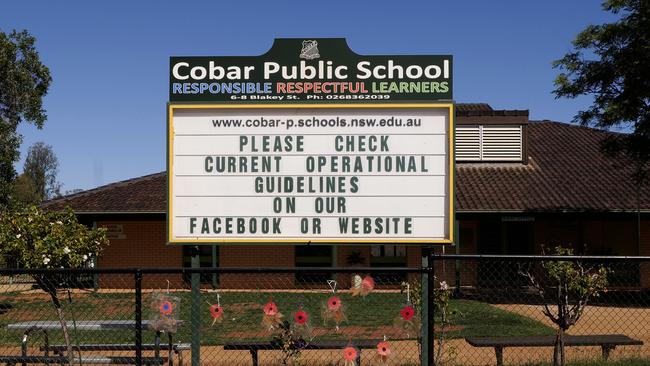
[455,125,523,162]
[455,125,481,161]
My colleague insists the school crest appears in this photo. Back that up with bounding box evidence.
[299,40,320,60]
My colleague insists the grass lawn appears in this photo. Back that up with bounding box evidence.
[0,290,553,346]
[445,299,555,338]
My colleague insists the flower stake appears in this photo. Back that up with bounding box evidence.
[322,280,347,331]
[262,299,283,331]
[159,301,173,315]
[362,275,375,293]
[376,337,391,364]
[351,275,375,297]
[208,294,224,326]
[150,292,180,333]
[291,305,312,340]
[342,343,359,366]
[393,283,420,338]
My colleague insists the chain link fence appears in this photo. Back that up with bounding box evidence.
[0,256,33,286]
[0,256,649,365]
[0,267,427,366]
[432,254,650,366]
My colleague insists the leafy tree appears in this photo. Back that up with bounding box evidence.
[24,141,61,201]
[0,29,52,207]
[0,206,109,364]
[519,247,609,366]
[553,0,650,196]
[10,173,40,206]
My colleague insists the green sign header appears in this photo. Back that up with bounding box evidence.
[169,38,452,102]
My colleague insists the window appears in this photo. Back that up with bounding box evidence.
[456,125,523,161]
[295,245,333,284]
[370,245,407,285]
[370,245,406,265]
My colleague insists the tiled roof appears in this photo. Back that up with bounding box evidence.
[44,172,167,213]
[43,121,650,213]
[457,121,650,212]
[455,103,493,112]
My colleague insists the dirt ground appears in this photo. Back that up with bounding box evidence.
[451,303,650,366]
[0,283,32,293]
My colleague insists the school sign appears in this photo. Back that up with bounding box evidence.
[167,38,454,244]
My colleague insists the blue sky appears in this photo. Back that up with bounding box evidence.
[1,1,615,192]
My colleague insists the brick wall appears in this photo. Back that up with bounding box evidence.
[219,245,295,288]
[91,217,650,289]
[96,219,183,288]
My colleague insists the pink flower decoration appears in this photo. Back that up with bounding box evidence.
[159,301,173,315]
[361,276,375,291]
[294,309,308,325]
[343,346,358,361]
[440,281,449,291]
[263,301,278,316]
[209,304,223,319]
[377,341,391,356]
[327,296,342,311]
[400,305,415,321]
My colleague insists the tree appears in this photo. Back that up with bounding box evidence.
[0,206,109,364]
[553,1,650,247]
[0,29,52,207]
[24,141,61,201]
[519,247,609,366]
[10,173,40,206]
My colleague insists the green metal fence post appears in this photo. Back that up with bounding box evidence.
[421,247,432,366]
[211,246,218,288]
[135,269,143,366]
[427,252,435,366]
[191,247,201,366]
[455,219,461,295]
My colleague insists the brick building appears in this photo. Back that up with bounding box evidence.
[43,104,650,287]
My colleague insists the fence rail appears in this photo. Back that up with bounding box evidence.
[0,256,649,365]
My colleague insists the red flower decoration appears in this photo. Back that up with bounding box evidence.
[376,341,391,356]
[159,301,173,315]
[294,309,308,325]
[209,304,223,319]
[327,296,342,311]
[343,346,358,361]
[400,305,415,321]
[263,301,278,316]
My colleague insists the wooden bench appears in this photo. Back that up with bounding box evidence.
[0,355,69,366]
[223,340,379,366]
[41,343,191,366]
[4,320,186,366]
[465,334,643,366]
[0,355,166,365]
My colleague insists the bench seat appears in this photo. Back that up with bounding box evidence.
[42,343,191,352]
[0,355,165,365]
[0,355,69,365]
[224,340,379,366]
[466,334,643,366]
[41,343,191,366]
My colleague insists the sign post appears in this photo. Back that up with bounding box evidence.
[167,38,454,366]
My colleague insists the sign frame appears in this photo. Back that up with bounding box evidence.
[167,102,454,245]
